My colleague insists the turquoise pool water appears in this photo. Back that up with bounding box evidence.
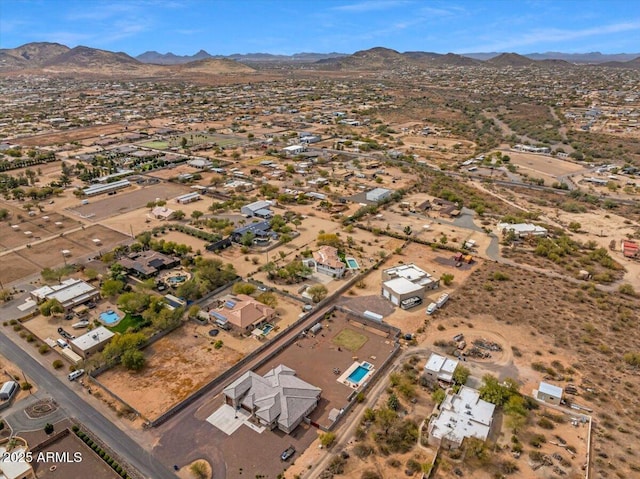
[167,275,187,285]
[100,310,121,324]
[347,365,369,384]
[346,257,359,269]
[262,323,274,335]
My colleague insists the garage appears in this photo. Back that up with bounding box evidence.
[381,277,425,308]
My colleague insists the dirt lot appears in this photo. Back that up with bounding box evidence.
[0,203,81,251]
[97,321,244,420]
[254,310,397,428]
[16,123,129,147]
[0,224,129,284]
[67,182,189,222]
[503,150,585,179]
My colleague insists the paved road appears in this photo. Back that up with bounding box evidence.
[0,332,177,479]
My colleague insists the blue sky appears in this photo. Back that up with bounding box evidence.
[1,0,639,55]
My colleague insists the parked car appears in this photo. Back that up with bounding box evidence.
[281,446,296,461]
[68,369,84,381]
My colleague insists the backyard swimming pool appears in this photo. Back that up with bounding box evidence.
[166,275,187,285]
[346,365,369,385]
[262,323,275,335]
[345,257,360,269]
[100,310,121,325]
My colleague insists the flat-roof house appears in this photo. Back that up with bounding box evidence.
[118,250,179,278]
[209,294,276,331]
[241,200,273,218]
[282,144,307,156]
[223,364,321,434]
[175,192,201,204]
[428,385,495,449]
[150,206,175,220]
[382,277,424,308]
[312,245,346,278]
[424,353,459,383]
[30,278,100,311]
[382,264,439,290]
[497,223,548,238]
[381,264,439,309]
[366,187,392,203]
[536,381,563,406]
[70,326,115,359]
[0,444,35,479]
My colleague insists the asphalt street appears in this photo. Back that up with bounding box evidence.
[0,332,177,479]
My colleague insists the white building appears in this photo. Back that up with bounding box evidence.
[151,206,175,220]
[0,444,35,479]
[311,245,346,278]
[428,385,495,449]
[424,353,459,383]
[497,223,548,238]
[382,264,439,290]
[241,200,273,218]
[366,187,392,202]
[535,381,563,406]
[382,277,424,308]
[30,278,100,311]
[282,144,307,156]
[70,326,115,359]
[175,192,201,204]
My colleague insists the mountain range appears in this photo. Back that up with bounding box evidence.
[0,42,639,76]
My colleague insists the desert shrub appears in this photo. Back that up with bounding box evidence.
[39,344,50,354]
[326,455,346,475]
[530,433,547,448]
[353,444,374,459]
[500,460,519,474]
[320,432,336,448]
[538,417,555,430]
[361,471,381,479]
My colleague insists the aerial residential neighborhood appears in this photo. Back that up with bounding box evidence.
[0,2,639,479]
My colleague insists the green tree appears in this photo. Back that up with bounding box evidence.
[452,364,470,386]
[403,225,412,236]
[441,273,454,286]
[117,292,151,314]
[101,279,124,298]
[320,431,337,448]
[387,393,400,411]
[232,282,256,295]
[121,349,145,371]
[307,284,328,303]
[568,221,581,233]
[256,292,278,308]
[189,461,207,479]
[40,298,64,317]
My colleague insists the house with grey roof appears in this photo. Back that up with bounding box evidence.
[222,365,321,434]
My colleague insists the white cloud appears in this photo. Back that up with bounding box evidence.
[463,20,640,53]
[333,0,410,13]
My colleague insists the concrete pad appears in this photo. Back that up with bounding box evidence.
[206,404,248,436]
[17,299,36,312]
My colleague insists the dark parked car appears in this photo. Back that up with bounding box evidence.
[281,446,295,461]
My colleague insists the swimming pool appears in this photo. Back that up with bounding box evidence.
[166,275,187,285]
[346,365,369,384]
[345,257,360,269]
[100,310,121,325]
[262,323,274,335]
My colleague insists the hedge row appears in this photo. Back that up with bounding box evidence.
[73,426,131,478]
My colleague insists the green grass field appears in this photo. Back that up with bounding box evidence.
[139,141,169,150]
[108,314,145,334]
[333,328,368,352]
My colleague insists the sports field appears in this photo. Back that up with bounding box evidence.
[332,328,368,352]
[138,140,169,150]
